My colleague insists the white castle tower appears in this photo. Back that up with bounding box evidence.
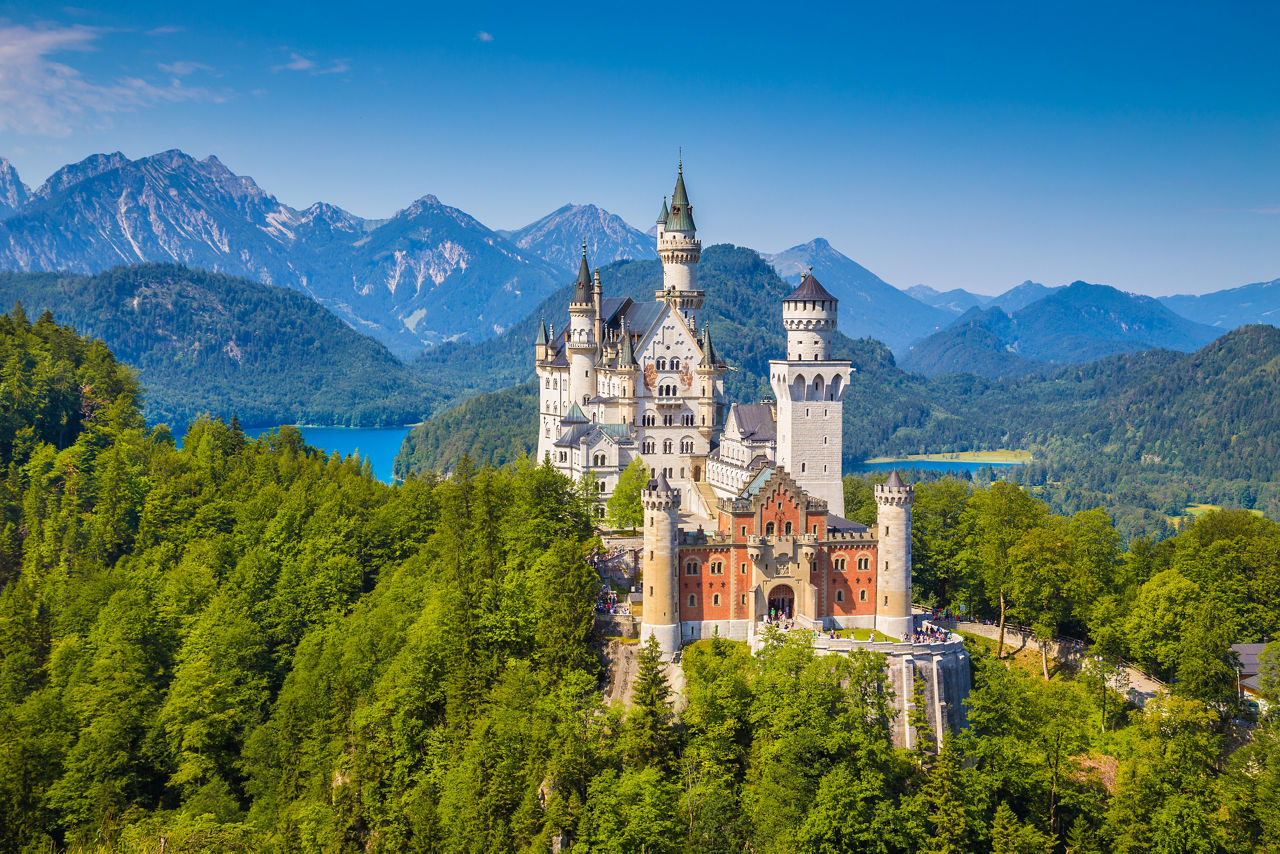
[875,471,914,640]
[656,163,704,315]
[769,269,850,515]
[640,472,681,656]
[566,244,597,410]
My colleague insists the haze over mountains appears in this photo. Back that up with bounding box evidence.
[902,282,1221,378]
[0,149,1275,382]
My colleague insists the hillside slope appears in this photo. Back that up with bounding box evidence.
[903,282,1219,377]
[764,238,950,353]
[503,203,657,273]
[0,264,439,429]
[1160,277,1280,330]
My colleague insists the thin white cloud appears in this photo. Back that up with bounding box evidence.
[476,31,494,42]
[158,60,211,76]
[146,26,184,36]
[271,50,350,75]
[0,24,219,136]
[1250,206,1280,216]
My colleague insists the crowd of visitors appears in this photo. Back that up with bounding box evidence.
[912,626,952,644]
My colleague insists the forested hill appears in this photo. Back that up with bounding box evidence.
[0,264,439,429]
[1,310,1278,851]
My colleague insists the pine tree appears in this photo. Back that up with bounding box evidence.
[624,635,673,770]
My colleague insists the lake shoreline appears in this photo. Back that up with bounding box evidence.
[861,450,1032,465]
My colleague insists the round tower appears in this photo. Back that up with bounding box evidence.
[782,267,837,361]
[874,471,914,640]
[657,163,703,312]
[567,244,597,409]
[640,471,682,656]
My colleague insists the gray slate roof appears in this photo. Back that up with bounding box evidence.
[785,271,837,302]
[729,403,777,442]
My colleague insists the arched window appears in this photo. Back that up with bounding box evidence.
[642,440,655,454]
[643,413,656,426]
[860,589,867,602]
[688,594,697,607]
[596,481,605,492]
[836,589,844,602]
[813,374,825,400]
[663,439,673,454]
[791,374,806,401]
[784,521,792,535]
[686,560,699,575]
[671,358,680,370]
[712,593,721,606]
[657,358,667,370]
[765,521,775,537]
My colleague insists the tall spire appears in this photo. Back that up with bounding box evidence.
[619,321,637,368]
[657,195,669,225]
[573,240,592,303]
[536,316,549,346]
[667,162,695,232]
[699,324,717,368]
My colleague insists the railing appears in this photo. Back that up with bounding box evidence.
[921,608,1166,686]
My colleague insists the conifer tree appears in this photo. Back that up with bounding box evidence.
[624,634,673,770]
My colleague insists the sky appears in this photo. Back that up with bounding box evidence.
[0,0,1275,296]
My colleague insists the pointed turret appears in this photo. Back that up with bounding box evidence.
[573,241,592,304]
[666,163,696,232]
[700,325,718,368]
[536,317,549,346]
[657,196,669,225]
[619,322,637,368]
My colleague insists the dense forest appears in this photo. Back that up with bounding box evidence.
[0,309,1277,852]
[0,265,440,429]
[400,247,1280,535]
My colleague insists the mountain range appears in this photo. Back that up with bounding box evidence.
[901,282,1221,378]
[0,151,653,359]
[0,148,1274,374]
[762,238,952,353]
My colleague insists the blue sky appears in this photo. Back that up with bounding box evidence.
[0,0,1275,296]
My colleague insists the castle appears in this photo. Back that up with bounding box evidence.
[538,166,970,746]
[536,164,847,517]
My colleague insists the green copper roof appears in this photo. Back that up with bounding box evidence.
[563,402,588,425]
[536,318,549,346]
[657,196,669,224]
[666,167,696,232]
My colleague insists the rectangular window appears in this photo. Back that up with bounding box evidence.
[741,563,748,574]
[741,525,747,537]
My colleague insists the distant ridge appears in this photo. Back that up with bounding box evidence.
[503,203,656,273]
[1160,277,1280,329]
[763,238,949,354]
[902,281,1220,377]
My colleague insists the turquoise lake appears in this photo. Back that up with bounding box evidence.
[190,426,1022,487]
[848,459,1023,474]
[244,426,412,484]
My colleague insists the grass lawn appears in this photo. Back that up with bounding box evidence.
[828,628,897,642]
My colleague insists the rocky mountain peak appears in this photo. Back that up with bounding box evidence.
[0,157,31,216]
[34,152,130,200]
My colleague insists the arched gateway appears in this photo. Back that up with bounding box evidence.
[767,584,795,620]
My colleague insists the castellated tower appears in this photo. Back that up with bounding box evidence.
[656,163,704,315]
[769,270,851,515]
[566,245,597,410]
[874,471,914,640]
[640,472,681,656]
